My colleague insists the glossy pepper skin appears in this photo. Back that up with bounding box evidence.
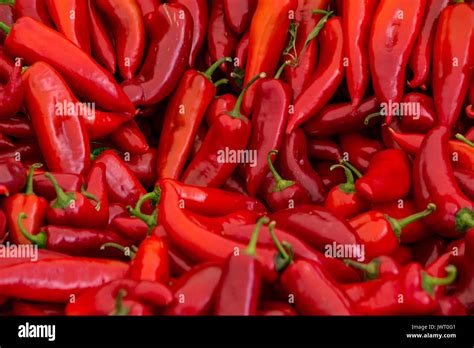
[156,57,231,180]
[433,2,474,128]
[408,0,450,89]
[124,148,157,189]
[0,114,34,138]
[455,169,474,201]
[121,4,192,106]
[23,62,90,176]
[307,139,342,162]
[340,132,384,173]
[279,128,326,204]
[46,0,90,53]
[94,0,144,80]
[205,94,236,126]
[11,0,52,25]
[398,92,436,133]
[342,0,378,110]
[214,217,268,315]
[344,255,401,281]
[257,301,297,316]
[32,172,83,202]
[0,57,23,119]
[286,16,344,133]
[111,120,149,155]
[0,158,25,197]
[1,17,134,114]
[243,0,297,113]
[223,0,256,34]
[355,149,411,203]
[84,162,109,228]
[413,126,474,238]
[368,0,426,124]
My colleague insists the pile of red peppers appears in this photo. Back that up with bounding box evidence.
[0,0,472,317]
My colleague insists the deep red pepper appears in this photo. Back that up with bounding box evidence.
[111,120,149,155]
[190,124,208,158]
[435,296,468,316]
[286,16,344,133]
[32,172,83,202]
[342,278,384,303]
[121,3,192,106]
[339,132,384,173]
[188,209,264,235]
[278,128,326,204]
[433,1,474,128]
[94,0,144,80]
[135,0,160,19]
[221,174,248,196]
[233,30,249,81]
[307,139,343,162]
[46,0,90,53]
[344,255,401,281]
[466,78,474,118]
[349,204,436,260]
[205,94,236,126]
[11,0,52,25]
[413,236,448,268]
[408,0,450,89]
[163,263,223,315]
[123,148,157,189]
[112,216,148,244]
[3,163,46,244]
[87,0,116,74]
[223,0,256,34]
[0,17,134,114]
[11,301,64,316]
[391,245,414,265]
[324,164,369,220]
[107,203,128,228]
[313,160,347,190]
[23,62,90,176]
[342,0,378,110]
[84,162,109,228]
[0,114,34,138]
[156,57,232,181]
[0,47,14,83]
[0,208,6,242]
[257,301,297,316]
[181,73,264,188]
[398,92,437,133]
[84,109,134,142]
[243,0,297,113]
[0,57,23,119]
[355,149,411,203]
[0,157,26,197]
[369,0,426,124]
[304,96,380,138]
[0,257,128,302]
[414,126,474,238]
[214,217,267,315]
[0,132,13,150]
[455,169,474,201]
[0,2,12,45]
[0,140,42,166]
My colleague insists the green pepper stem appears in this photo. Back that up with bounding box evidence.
[268,221,288,259]
[267,150,295,192]
[274,61,291,80]
[340,160,363,179]
[90,147,113,161]
[127,191,160,231]
[455,133,474,147]
[387,203,436,240]
[330,164,355,193]
[110,289,130,316]
[18,213,47,248]
[296,10,333,65]
[25,163,42,196]
[44,172,75,208]
[344,259,380,280]
[422,265,457,297]
[101,242,135,259]
[364,112,383,125]
[227,72,266,120]
[246,216,270,256]
[202,57,232,81]
[81,188,100,208]
[0,0,14,5]
[456,208,474,232]
[214,78,229,88]
[0,22,11,35]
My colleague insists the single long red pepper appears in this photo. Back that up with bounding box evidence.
[286,16,344,133]
[343,0,378,110]
[0,158,26,196]
[339,132,384,173]
[121,3,192,106]
[433,1,474,128]
[94,0,144,80]
[181,73,265,188]
[46,0,90,53]
[156,57,232,180]
[368,0,426,125]
[214,217,268,315]
[111,120,149,155]
[408,0,450,89]
[413,126,474,238]
[0,57,22,119]
[3,163,47,244]
[23,62,90,176]
[278,128,326,204]
[0,17,134,114]
[243,0,297,113]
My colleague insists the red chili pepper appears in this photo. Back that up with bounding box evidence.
[0,132,13,150]
[408,0,450,89]
[304,96,380,138]
[0,18,134,114]
[190,124,208,158]
[163,263,223,315]
[0,257,128,302]
[84,110,134,142]
[0,47,14,82]
[369,0,426,124]
[181,73,264,188]
[340,132,384,173]
[0,114,34,138]
[11,301,64,316]
[214,217,268,315]
[84,162,109,228]
[23,62,90,176]
[278,128,326,204]
[344,255,401,281]
[10,0,52,25]
[454,229,474,311]
[0,208,6,241]
[286,16,344,133]
[455,169,474,201]
[391,245,414,265]
[0,140,43,165]
[32,172,83,202]
[94,0,144,80]
[257,301,297,316]
[205,94,236,126]
[412,236,448,268]
[3,163,46,244]
[223,0,256,34]
[0,157,26,197]
[233,30,249,78]
[342,278,384,303]
[123,148,157,189]
[243,0,297,113]
[121,3,192,106]
[259,150,311,212]
[313,160,347,190]
[46,0,90,53]
[188,209,264,235]
[307,139,343,163]
[435,296,468,316]
[414,126,474,238]
[342,0,378,110]
[349,204,436,260]
[324,164,369,219]
[87,0,116,74]
[244,73,292,196]
[466,78,474,118]
[156,57,232,181]
[270,204,359,252]
[0,57,23,119]
[433,1,474,128]
[355,149,411,203]
[397,93,436,133]
[111,120,149,155]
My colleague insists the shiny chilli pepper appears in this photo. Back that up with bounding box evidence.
[10,0,53,25]
[0,158,26,196]
[223,0,256,34]
[344,255,401,281]
[0,57,23,119]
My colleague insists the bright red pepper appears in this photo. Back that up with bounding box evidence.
[398,92,437,133]
[369,0,426,124]
[223,0,256,34]
[0,17,135,114]
[124,148,157,189]
[46,0,90,53]
[188,209,264,235]
[340,132,384,173]
[0,47,14,83]
[32,172,83,202]
[85,162,109,228]
[455,169,474,201]
[433,1,474,127]
[11,0,52,25]
[408,0,450,89]
[342,279,384,303]
[0,158,25,196]
[414,126,474,238]
[344,255,401,281]
[205,94,236,126]
[307,139,343,162]
[0,57,23,119]
[111,120,149,155]
[412,236,448,268]
[435,296,468,316]
[257,301,297,316]
[11,301,64,316]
